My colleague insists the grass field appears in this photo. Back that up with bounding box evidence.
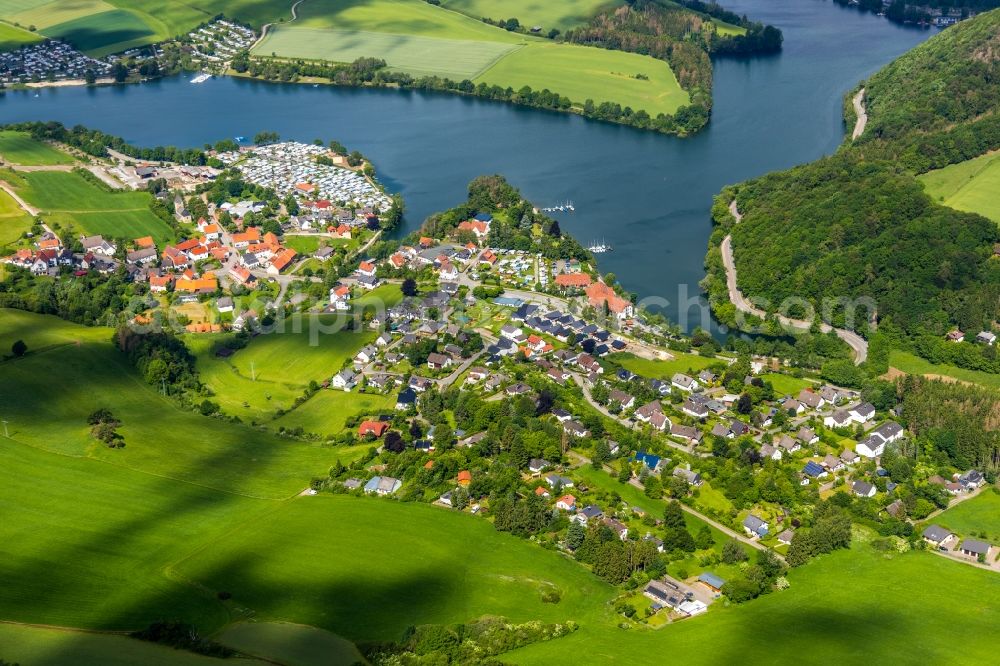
[920,151,1000,224]
[930,489,1000,543]
[0,18,40,50]
[40,8,156,56]
[187,322,376,419]
[888,350,1000,389]
[6,0,113,30]
[477,42,687,115]
[442,0,620,32]
[759,372,816,396]
[0,187,33,248]
[0,309,361,497]
[0,130,74,165]
[217,622,365,666]
[5,170,173,243]
[0,623,264,666]
[273,388,397,436]
[174,495,615,642]
[610,350,722,379]
[257,26,520,80]
[253,0,687,116]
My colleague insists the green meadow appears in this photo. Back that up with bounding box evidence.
[930,489,1000,543]
[759,372,816,395]
[2,169,173,243]
[919,151,1000,224]
[888,349,1000,389]
[0,19,40,51]
[0,130,75,165]
[443,0,619,32]
[253,0,687,117]
[217,621,368,665]
[0,310,360,498]
[610,350,722,378]
[0,187,33,248]
[272,387,397,436]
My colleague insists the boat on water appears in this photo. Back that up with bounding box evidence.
[190,72,211,84]
[588,240,612,253]
[541,200,575,213]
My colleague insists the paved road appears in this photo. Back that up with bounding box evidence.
[852,88,867,141]
[722,202,868,365]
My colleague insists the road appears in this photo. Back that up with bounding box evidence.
[0,180,40,216]
[852,88,867,141]
[722,202,868,364]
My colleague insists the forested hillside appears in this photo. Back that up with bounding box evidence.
[706,10,1000,352]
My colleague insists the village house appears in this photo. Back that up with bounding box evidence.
[395,388,417,411]
[556,494,577,511]
[922,525,956,549]
[959,539,991,559]
[332,369,357,391]
[672,373,699,392]
[358,421,390,438]
[585,280,634,320]
[742,514,769,538]
[797,389,825,410]
[852,480,877,498]
[572,505,604,526]
[364,475,401,496]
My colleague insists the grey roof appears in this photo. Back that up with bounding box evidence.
[743,514,767,531]
[698,572,726,589]
[960,539,991,555]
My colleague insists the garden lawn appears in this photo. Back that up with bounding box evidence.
[476,42,688,116]
[272,388,396,437]
[0,187,33,248]
[0,309,355,498]
[919,151,1000,224]
[0,130,74,165]
[8,170,173,243]
[759,372,816,395]
[217,622,364,666]
[888,349,1000,389]
[929,489,1000,544]
[609,351,722,379]
[508,548,1000,664]
[175,495,615,642]
[0,19,40,51]
[442,0,620,32]
[0,623,263,666]
[352,282,403,311]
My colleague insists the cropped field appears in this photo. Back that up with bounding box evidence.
[6,0,113,31]
[919,151,1000,224]
[610,350,721,379]
[0,130,74,165]
[175,495,614,641]
[931,489,1000,543]
[0,309,356,497]
[0,19,41,50]
[442,0,619,32]
[257,26,519,80]
[0,187,33,248]
[0,623,262,666]
[478,42,687,115]
[41,8,155,56]
[218,622,365,666]
[7,170,173,243]
[888,350,1000,389]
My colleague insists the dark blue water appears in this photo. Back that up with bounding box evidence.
[0,0,929,330]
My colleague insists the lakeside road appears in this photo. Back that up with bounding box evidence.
[852,88,867,140]
[722,202,868,364]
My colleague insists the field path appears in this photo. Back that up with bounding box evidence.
[0,180,40,216]
[852,88,867,140]
[252,0,305,52]
[722,201,868,364]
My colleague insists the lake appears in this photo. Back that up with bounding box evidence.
[0,0,930,331]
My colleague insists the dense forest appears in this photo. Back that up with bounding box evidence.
[706,9,1000,372]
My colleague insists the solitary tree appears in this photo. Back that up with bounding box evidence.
[11,340,27,357]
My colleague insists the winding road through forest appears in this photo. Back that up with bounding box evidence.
[721,201,868,364]
[851,88,868,140]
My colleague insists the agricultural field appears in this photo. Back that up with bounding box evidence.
[919,150,1000,224]
[0,130,74,165]
[3,169,174,243]
[0,18,40,51]
[0,623,262,666]
[443,0,619,33]
[187,323,376,419]
[217,622,365,666]
[252,0,687,116]
[888,350,1000,389]
[0,309,358,497]
[257,27,520,80]
[0,187,34,248]
[272,387,397,437]
[174,495,615,642]
[930,489,1000,544]
[610,350,723,379]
